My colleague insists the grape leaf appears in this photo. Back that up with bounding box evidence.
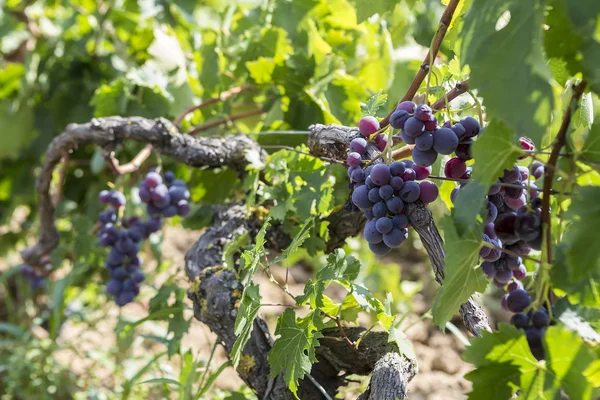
[268,309,324,397]
[360,89,388,117]
[351,284,395,329]
[581,117,600,162]
[239,218,271,282]
[0,100,37,160]
[352,0,394,24]
[296,249,360,308]
[432,216,488,329]
[553,298,600,343]
[464,363,521,400]
[272,217,314,264]
[452,181,488,236]
[472,119,520,185]
[552,243,600,308]
[461,0,553,145]
[231,283,262,368]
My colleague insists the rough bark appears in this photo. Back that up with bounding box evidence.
[309,123,491,338]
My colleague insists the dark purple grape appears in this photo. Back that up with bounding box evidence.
[415,131,434,151]
[502,165,520,183]
[444,157,467,179]
[365,176,374,189]
[488,180,501,195]
[494,213,518,241]
[347,165,359,179]
[376,217,393,234]
[526,327,545,360]
[404,117,425,137]
[507,280,524,292]
[392,214,408,229]
[486,202,498,224]
[390,110,410,129]
[390,176,404,191]
[506,255,522,270]
[164,171,175,184]
[162,205,178,217]
[386,197,404,214]
[138,185,152,203]
[507,289,531,312]
[412,148,438,167]
[399,130,416,144]
[372,202,387,218]
[117,291,136,306]
[531,310,549,328]
[383,228,406,248]
[111,267,128,280]
[460,117,480,137]
[495,267,513,285]
[399,181,420,203]
[347,152,362,167]
[352,185,372,209]
[482,248,502,262]
[131,270,145,284]
[145,218,162,234]
[172,179,186,187]
[359,116,380,137]
[515,213,541,242]
[402,168,416,181]
[364,219,383,244]
[479,244,491,259]
[488,193,504,209]
[370,164,391,186]
[413,165,431,180]
[505,183,523,199]
[433,128,459,155]
[424,118,437,131]
[419,180,438,203]
[107,248,126,266]
[484,223,496,239]
[390,161,406,177]
[513,264,527,280]
[350,137,368,155]
[481,261,495,278]
[364,208,374,220]
[99,190,111,204]
[533,167,544,179]
[396,101,416,113]
[169,185,190,203]
[451,124,467,141]
[511,313,530,329]
[528,233,543,251]
[402,160,415,168]
[450,186,459,204]
[106,279,122,296]
[145,172,163,189]
[109,191,126,208]
[351,168,366,183]
[455,141,473,161]
[379,185,394,200]
[368,188,382,203]
[414,104,433,122]
[369,241,392,256]
[505,193,527,211]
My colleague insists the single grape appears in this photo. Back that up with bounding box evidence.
[107,248,126,266]
[369,241,392,256]
[375,134,388,152]
[390,161,406,177]
[488,193,505,209]
[413,165,432,180]
[526,327,545,360]
[419,180,438,203]
[507,280,524,292]
[376,217,393,234]
[347,152,362,167]
[481,261,496,279]
[404,117,425,137]
[109,191,126,208]
[99,209,117,224]
[169,185,190,203]
[502,165,520,183]
[390,176,404,191]
[518,137,534,159]
[479,244,491,259]
[455,141,473,160]
[433,128,459,155]
[414,104,433,122]
[117,291,136,306]
[402,160,415,168]
[484,223,496,239]
[424,118,437,131]
[383,228,406,247]
[145,172,163,189]
[511,313,530,329]
[370,164,391,186]
[504,182,523,199]
[533,166,544,179]
[172,179,186,187]
[164,171,175,184]
[513,264,527,280]
[505,193,527,211]
[507,289,532,312]
[111,266,128,280]
[390,110,410,129]
[495,267,513,285]
[365,176,374,189]
[368,188,383,203]
[99,190,111,204]
[399,181,420,203]
[351,168,366,183]
[106,279,123,296]
[485,201,498,224]
[412,148,438,167]
[162,205,178,217]
[415,131,434,151]
[392,214,408,229]
[145,218,162,234]
[396,101,416,113]
[531,310,549,328]
[444,157,467,179]
[518,166,529,181]
[515,212,541,242]
[350,137,368,155]
[359,116,380,137]
[386,197,404,214]
[399,130,416,144]
[364,219,383,244]
[451,124,467,141]
[402,168,416,181]
[482,248,502,262]
[372,202,388,218]
[131,269,145,284]
[460,117,480,137]
[379,185,394,200]
[352,185,372,209]
[347,165,359,179]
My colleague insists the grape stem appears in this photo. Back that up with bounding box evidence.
[380,0,461,127]
[427,175,571,196]
[480,241,541,265]
[106,84,255,175]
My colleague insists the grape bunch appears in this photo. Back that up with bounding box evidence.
[97,170,190,306]
[389,101,483,167]
[19,256,51,289]
[348,117,439,256]
[508,294,551,360]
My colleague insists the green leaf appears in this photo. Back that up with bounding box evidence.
[0,100,36,160]
[90,77,130,117]
[452,181,488,235]
[296,249,361,308]
[464,363,521,400]
[581,117,600,162]
[359,89,388,117]
[239,218,271,282]
[432,216,488,329]
[223,232,250,268]
[472,119,520,185]
[351,284,395,329]
[461,0,553,145]
[562,186,600,280]
[272,217,314,264]
[231,283,262,368]
[553,298,600,342]
[246,57,276,84]
[268,309,324,397]
[352,0,394,24]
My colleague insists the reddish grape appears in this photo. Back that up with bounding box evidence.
[419,180,438,203]
[444,157,467,179]
[359,116,380,137]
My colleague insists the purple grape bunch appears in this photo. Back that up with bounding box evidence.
[348,117,440,256]
[97,170,190,306]
[19,255,51,289]
[390,101,483,167]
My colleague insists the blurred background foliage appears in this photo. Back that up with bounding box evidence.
[0,0,487,399]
